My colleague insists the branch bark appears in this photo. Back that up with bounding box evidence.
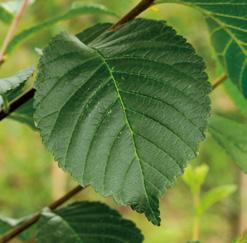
[0,185,84,243]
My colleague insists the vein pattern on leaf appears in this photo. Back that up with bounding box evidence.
[34,19,211,225]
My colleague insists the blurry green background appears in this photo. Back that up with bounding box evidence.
[0,0,245,242]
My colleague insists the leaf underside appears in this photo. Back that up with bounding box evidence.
[37,201,143,243]
[209,115,247,173]
[34,19,211,225]
[157,0,247,97]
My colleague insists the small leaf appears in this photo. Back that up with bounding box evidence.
[198,185,236,215]
[0,214,36,240]
[6,3,117,55]
[0,66,34,99]
[34,19,211,225]
[209,115,247,173]
[37,201,143,243]
[0,5,13,23]
[0,66,35,128]
[156,0,247,97]
[182,164,209,195]
[224,80,247,115]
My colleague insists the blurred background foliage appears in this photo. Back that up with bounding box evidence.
[0,0,246,242]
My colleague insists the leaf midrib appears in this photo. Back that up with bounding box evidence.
[91,46,156,218]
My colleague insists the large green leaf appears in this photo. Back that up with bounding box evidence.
[34,19,211,225]
[37,202,143,243]
[157,0,247,97]
[6,3,117,55]
[209,115,247,172]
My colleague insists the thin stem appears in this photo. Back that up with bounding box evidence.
[0,0,29,65]
[192,191,201,241]
[0,89,35,121]
[212,74,228,91]
[110,0,155,31]
[0,185,84,243]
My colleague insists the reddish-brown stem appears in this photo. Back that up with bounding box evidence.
[212,74,228,91]
[110,0,155,31]
[0,185,84,243]
[0,0,29,65]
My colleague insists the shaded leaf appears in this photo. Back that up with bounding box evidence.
[34,19,211,225]
[0,66,35,128]
[6,3,117,54]
[37,201,143,243]
[0,214,36,240]
[198,185,236,215]
[10,98,36,129]
[224,80,247,115]
[157,0,247,97]
[209,115,247,173]
[236,231,247,243]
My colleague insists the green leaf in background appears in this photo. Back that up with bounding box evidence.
[236,231,247,243]
[209,115,247,173]
[197,185,236,215]
[34,19,211,225]
[156,0,247,97]
[0,66,35,128]
[182,164,209,195]
[224,80,247,115]
[0,5,13,24]
[37,201,143,243]
[6,3,118,55]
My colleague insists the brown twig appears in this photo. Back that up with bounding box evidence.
[0,185,84,243]
[212,73,228,91]
[0,89,35,121]
[110,0,154,31]
[0,0,29,66]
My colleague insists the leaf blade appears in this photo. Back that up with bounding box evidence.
[34,19,211,225]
